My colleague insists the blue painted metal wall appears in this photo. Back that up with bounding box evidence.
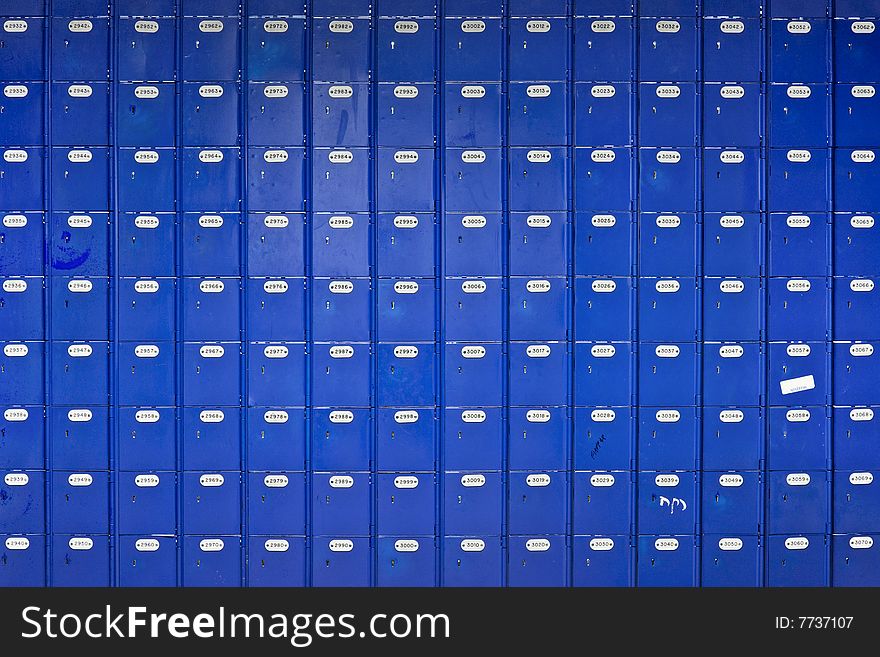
[0,0,879,587]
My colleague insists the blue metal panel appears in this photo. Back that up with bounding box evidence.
[0,18,45,80]
[573,18,634,83]
[182,537,242,587]
[702,406,763,472]
[442,536,503,587]
[443,342,504,407]
[311,408,371,471]
[443,407,504,471]
[117,18,175,83]
[50,406,109,470]
[377,537,437,587]
[51,470,109,534]
[638,407,699,471]
[377,343,436,407]
[509,83,567,147]
[443,471,503,535]
[311,472,371,536]
[833,406,880,471]
[51,82,110,146]
[246,277,306,341]
[573,407,633,471]
[638,17,698,82]
[312,17,370,83]
[638,83,698,148]
[701,535,762,587]
[377,408,435,472]
[248,83,306,147]
[639,213,698,276]
[637,535,699,587]
[508,471,567,535]
[0,213,44,277]
[508,407,568,471]
[702,471,762,534]
[311,343,371,407]
[118,536,177,588]
[181,472,241,536]
[766,534,829,587]
[181,408,239,474]
[0,405,44,469]
[311,537,371,587]
[377,473,435,535]
[247,472,307,535]
[769,19,828,83]
[0,534,46,587]
[572,536,633,587]
[703,278,763,341]
[637,471,698,535]
[377,18,435,82]
[0,470,44,533]
[703,83,762,149]
[767,470,829,534]
[311,83,370,147]
[574,341,634,407]
[248,537,307,588]
[572,471,633,535]
[247,407,306,472]
[702,342,763,405]
[443,18,502,82]
[832,534,880,587]
[834,471,880,534]
[52,535,111,587]
[118,472,176,535]
[246,342,307,407]
[180,17,241,82]
[247,17,305,82]
[118,406,177,472]
[50,17,109,80]
[507,536,567,587]
[445,83,503,146]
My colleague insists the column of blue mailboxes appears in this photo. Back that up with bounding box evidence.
[244,1,308,588]
[635,0,702,587]
[830,6,880,587]
[309,0,373,587]
[374,0,438,588]
[177,0,244,587]
[0,1,47,587]
[46,0,113,587]
[571,0,636,588]
[764,0,832,587]
[441,0,505,587]
[700,1,765,588]
[505,0,570,588]
[115,0,178,587]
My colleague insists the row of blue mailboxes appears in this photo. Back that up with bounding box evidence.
[2,276,878,341]
[2,147,878,213]
[2,213,877,277]
[2,469,878,536]
[1,404,878,471]
[5,0,879,18]
[1,15,877,84]
[1,533,874,588]
[4,83,880,149]
[1,340,878,406]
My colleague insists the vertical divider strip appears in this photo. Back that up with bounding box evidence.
[44,0,54,586]
[109,0,118,587]
[303,0,314,589]
[173,0,183,586]
[239,0,249,588]
[435,0,445,587]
